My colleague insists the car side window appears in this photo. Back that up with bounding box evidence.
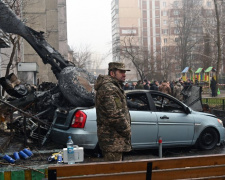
[152,94,185,113]
[126,93,150,111]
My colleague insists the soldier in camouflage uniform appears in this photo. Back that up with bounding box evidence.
[94,62,132,161]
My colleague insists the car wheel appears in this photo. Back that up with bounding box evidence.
[197,128,219,150]
[94,143,103,157]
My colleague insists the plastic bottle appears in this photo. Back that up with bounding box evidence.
[67,136,75,164]
[57,152,62,164]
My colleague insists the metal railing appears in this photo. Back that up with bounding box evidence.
[202,98,225,110]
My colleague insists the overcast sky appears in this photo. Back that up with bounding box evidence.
[66,0,112,56]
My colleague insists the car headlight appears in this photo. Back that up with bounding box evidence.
[217,119,223,126]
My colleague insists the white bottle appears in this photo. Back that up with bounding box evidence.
[67,136,75,164]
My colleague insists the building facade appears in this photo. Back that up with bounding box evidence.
[111,0,218,81]
[1,0,68,84]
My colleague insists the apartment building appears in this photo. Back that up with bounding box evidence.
[1,0,68,84]
[111,0,217,81]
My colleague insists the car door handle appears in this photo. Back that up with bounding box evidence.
[160,115,169,119]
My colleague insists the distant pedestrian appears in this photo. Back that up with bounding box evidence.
[170,81,174,95]
[135,80,144,89]
[159,80,171,95]
[130,82,136,90]
[124,82,131,90]
[173,81,183,101]
[144,81,150,90]
[210,77,217,97]
[150,80,159,91]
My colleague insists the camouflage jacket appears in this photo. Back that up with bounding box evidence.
[94,75,132,153]
[173,83,183,101]
[159,82,171,95]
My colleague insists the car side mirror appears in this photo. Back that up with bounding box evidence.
[185,107,191,114]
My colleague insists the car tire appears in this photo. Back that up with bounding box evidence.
[197,128,219,150]
[94,143,103,157]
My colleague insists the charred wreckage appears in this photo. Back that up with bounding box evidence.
[0,1,203,147]
[0,1,96,146]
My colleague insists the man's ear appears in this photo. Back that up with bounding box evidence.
[110,71,115,77]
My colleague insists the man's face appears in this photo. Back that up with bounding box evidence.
[110,69,126,82]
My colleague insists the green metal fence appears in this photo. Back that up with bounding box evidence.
[202,98,225,110]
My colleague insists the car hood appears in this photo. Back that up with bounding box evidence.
[191,110,217,118]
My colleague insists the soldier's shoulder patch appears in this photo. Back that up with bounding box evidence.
[115,97,122,108]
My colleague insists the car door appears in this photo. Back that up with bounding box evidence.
[127,92,158,149]
[151,92,195,146]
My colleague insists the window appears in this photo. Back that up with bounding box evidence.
[163,20,167,25]
[174,28,180,34]
[173,1,179,7]
[196,0,202,5]
[174,19,179,24]
[151,93,185,113]
[162,29,168,34]
[127,93,150,111]
[174,10,179,15]
[163,11,167,16]
[163,46,168,51]
[175,37,179,42]
[143,10,147,18]
[164,38,167,44]
[163,2,166,7]
[207,1,211,7]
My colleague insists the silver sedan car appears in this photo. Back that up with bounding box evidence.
[51,90,225,150]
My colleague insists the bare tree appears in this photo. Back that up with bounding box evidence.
[172,0,204,70]
[213,0,222,81]
[70,45,92,69]
[1,0,22,77]
[198,0,225,81]
[114,35,154,81]
[160,46,177,80]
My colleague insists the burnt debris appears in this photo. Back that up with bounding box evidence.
[0,1,96,145]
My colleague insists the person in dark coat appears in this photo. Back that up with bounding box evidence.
[135,80,144,89]
[130,82,136,90]
[123,82,131,90]
[150,80,159,91]
[210,77,217,97]
[144,82,150,90]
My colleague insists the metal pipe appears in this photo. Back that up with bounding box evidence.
[158,136,162,158]
[0,98,48,126]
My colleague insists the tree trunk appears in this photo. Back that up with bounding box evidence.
[214,0,221,82]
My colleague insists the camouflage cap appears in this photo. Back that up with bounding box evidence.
[108,62,130,71]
